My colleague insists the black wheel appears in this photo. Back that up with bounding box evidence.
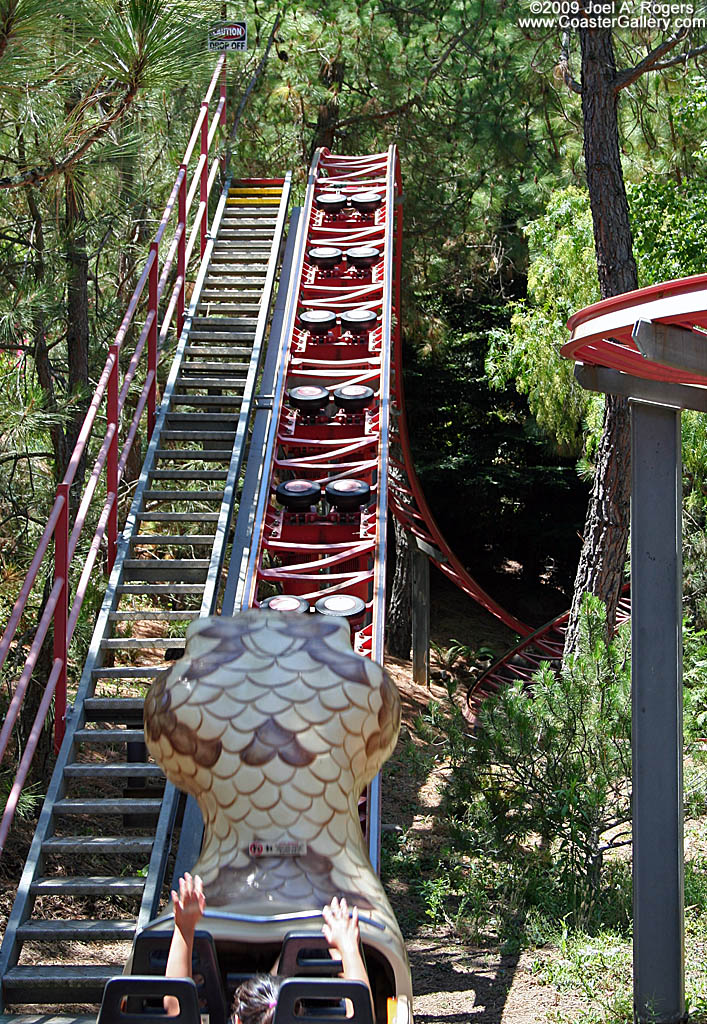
[287,384,330,413]
[340,308,377,335]
[275,478,321,511]
[260,594,310,613]
[324,477,371,511]
[299,309,337,335]
[314,594,366,621]
[333,385,374,412]
[315,191,348,214]
[350,190,382,214]
[345,246,379,269]
[308,246,343,270]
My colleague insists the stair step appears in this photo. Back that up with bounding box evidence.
[129,533,217,544]
[159,430,236,441]
[201,288,263,300]
[0,1014,97,1024]
[204,269,267,281]
[62,764,163,780]
[109,610,200,621]
[53,798,162,815]
[123,559,209,582]
[135,512,219,522]
[73,728,146,743]
[170,395,243,406]
[175,376,247,388]
[203,276,268,286]
[17,919,136,941]
[150,470,228,481]
[218,229,274,239]
[180,362,249,374]
[42,836,155,853]
[197,304,261,315]
[91,664,167,678]
[163,408,239,420]
[154,448,234,460]
[191,316,259,327]
[3,965,123,1003]
[31,876,145,896]
[185,344,253,355]
[117,583,205,594]
[100,637,187,651]
[143,488,224,499]
[209,254,268,265]
[83,698,145,719]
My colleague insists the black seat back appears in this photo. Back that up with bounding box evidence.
[131,929,227,1024]
[273,978,374,1024]
[98,976,201,1024]
[278,933,342,977]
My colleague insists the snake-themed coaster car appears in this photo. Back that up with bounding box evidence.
[123,611,413,1023]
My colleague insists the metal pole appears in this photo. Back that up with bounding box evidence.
[631,397,685,1024]
[411,546,430,687]
[53,482,69,753]
[147,242,159,439]
[107,344,119,573]
[200,102,209,258]
[177,165,187,338]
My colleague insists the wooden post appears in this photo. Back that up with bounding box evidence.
[412,545,430,687]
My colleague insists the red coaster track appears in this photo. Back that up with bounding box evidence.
[241,147,399,673]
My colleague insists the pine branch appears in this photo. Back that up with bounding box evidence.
[336,25,471,129]
[556,29,582,94]
[0,85,138,190]
[614,29,692,91]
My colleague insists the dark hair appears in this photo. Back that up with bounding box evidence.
[232,974,282,1024]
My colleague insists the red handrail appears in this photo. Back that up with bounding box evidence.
[0,56,229,856]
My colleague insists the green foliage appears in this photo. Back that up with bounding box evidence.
[486,169,707,461]
[486,187,598,454]
[427,596,632,932]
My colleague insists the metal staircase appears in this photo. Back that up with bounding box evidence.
[0,176,291,1014]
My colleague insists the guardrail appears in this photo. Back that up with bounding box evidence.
[0,55,228,856]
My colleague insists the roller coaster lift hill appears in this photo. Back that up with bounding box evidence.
[1,41,707,1024]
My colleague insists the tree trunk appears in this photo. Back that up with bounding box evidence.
[311,56,345,155]
[564,27,638,658]
[64,169,90,499]
[386,517,413,659]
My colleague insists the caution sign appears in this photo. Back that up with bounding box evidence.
[208,21,247,52]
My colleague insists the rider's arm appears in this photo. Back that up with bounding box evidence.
[164,873,206,1016]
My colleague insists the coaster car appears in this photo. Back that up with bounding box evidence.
[125,611,413,1023]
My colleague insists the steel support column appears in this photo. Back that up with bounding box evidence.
[631,397,685,1024]
[412,545,430,687]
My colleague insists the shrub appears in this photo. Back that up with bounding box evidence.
[431,595,632,932]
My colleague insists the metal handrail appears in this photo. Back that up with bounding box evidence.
[0,55,229,858]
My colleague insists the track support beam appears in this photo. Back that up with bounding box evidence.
[574,329,687,1024]
[631,397,685,1024]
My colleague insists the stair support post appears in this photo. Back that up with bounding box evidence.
[53,482,70,753]
[177,165,187,338]
[107,344,119,573]
[148,241,159,439]
[200,102,209,258]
